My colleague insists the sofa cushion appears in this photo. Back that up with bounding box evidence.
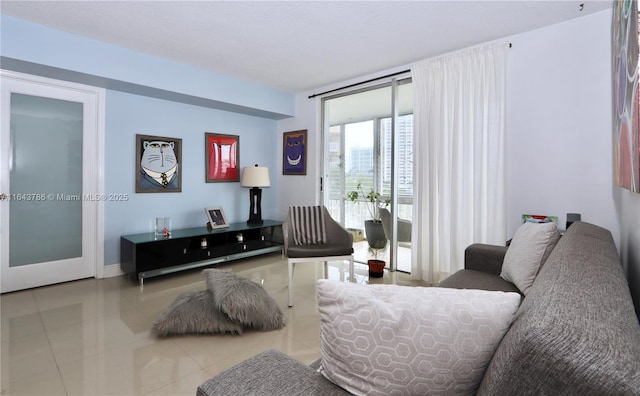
[438,269,520,293]
[500,221,561,294]
[203,269,285,331]
[197,349,349,396]
[317,280,521,396]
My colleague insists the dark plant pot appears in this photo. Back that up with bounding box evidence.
[364,220,387,249]
[368,259,385,278]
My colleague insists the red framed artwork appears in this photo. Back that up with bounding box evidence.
[205,133,239,183]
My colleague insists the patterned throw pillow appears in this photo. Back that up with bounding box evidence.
[317,280,521,395]
[500,221,561,294]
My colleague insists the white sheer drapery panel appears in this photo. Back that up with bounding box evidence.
[410,43,508,284]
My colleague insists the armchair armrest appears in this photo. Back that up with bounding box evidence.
[322,207,353,247]
[464,243,507,276]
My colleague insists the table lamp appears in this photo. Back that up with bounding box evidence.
[240,164,270,225]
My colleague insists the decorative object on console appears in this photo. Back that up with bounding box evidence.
[135,134,182,193]
[151,269,285,337]
[205,206,229,229]
[205,133,239,183]
[241,164,271,225]
[155,217,171,238]
[316,280,521,395]
[282,129,307,175]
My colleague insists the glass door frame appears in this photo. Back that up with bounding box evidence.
[321,76,413,272]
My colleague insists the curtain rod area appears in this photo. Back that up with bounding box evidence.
[308,69,410,99]
[308,42,512,99]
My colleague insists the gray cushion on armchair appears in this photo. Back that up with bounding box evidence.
[197,349,349,396]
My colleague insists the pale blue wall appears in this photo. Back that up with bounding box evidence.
[1,14,291,266]
[104,91,278,265]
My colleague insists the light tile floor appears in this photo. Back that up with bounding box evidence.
[1,253,428,396]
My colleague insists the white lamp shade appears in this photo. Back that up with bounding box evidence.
[241,166,271,187]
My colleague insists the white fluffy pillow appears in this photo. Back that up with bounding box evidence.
[500,221,561,295]
[317,280,521,395]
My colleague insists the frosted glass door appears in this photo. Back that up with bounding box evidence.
[9,94,83,266]
[1,72,100,293]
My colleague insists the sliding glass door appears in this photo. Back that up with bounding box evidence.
[322,79,413,272]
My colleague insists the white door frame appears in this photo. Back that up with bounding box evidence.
[0,70,105,291]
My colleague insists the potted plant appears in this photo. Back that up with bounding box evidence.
[367,241,387,278]
[347,183,390,249]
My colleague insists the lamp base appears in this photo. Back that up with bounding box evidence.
[247,187,263,225]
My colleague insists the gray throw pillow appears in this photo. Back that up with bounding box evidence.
[203,269,285,331]
[500,221,561,295]
[151,290,243,337]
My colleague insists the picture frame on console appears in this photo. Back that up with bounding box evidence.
[282,130,307,175]
[205,207,229,229]
[205,133,240,183]
[136,134,182,193]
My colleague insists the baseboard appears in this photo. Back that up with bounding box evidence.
[103,263,125,278]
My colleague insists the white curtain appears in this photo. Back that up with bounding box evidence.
[410,43,508,284]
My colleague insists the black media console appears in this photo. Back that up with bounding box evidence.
[120,220,283,284]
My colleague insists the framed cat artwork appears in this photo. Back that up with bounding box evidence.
[135,134,182,193]
[282,130,307,175]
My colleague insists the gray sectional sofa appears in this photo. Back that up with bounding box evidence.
[198,221,640,395]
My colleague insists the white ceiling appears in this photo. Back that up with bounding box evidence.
[0,0,612,93]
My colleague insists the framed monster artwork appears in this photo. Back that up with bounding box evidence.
[136,134,182,193]
[282,130,307,175]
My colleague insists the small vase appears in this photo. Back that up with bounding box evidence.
[367,259,385,278]
[155,217,171,238]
